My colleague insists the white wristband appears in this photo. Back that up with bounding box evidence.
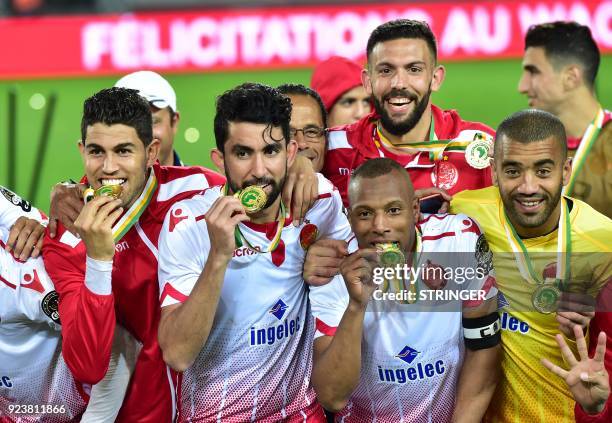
[85,256,113,295]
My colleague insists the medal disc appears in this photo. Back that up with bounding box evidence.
[377,243,405,266]
[532,284,561,314]
[237,186,267,214]
[465,140,491,169]
[94,184,122,199]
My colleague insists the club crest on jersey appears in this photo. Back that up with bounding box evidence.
[0,187,32,212]
[269,299,288,320]
[431,161,458,190]
[299,223,319,251]
[396,345,420,364]
[42,291,60,324]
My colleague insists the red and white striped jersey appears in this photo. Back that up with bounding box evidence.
[42,165,225,423]
[0,195,86,422]
[310,213,497,422]
[323,105,495,206]
[158,174,351,422]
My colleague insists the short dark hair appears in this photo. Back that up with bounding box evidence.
[351,158,413,187]
[277,83,328,129]
[81,87,153,146]
[214,83,292,152]
[495,109,567,159]
[525,21,600,88]
[366,19,437,64]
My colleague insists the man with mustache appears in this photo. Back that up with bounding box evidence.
[156,83,351,421]
[323,19,495,207]
[278,83,327,173]
[450,109,612,422]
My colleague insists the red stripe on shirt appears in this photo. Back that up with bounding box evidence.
[463,275,497,308]
[421,231,456,241]
[315,317,337,337]
[317,193,332,200]
[0,239,27,263]
[160,283,189,304]
[195,214,206,222]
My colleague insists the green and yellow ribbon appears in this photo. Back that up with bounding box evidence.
[564,107,605,196]
[111,170,157,242]
[500,197,571,288]
[374,119,472,161]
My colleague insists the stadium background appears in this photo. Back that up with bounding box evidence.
[0,0,610,211]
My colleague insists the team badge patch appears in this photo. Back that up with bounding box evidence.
[0,187,32,212]
[299,223,319,250]
[465,139,491,169]
[475,234,493,275]
[41,291,60,324]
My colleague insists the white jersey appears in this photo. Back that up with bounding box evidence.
[158,175,351,422]
[0,192,86,422]
[310,213,497,422]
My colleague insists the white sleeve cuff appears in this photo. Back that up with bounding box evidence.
[85,256,113,295]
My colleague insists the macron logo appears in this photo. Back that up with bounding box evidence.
[396,346,420,364]
[269,299,288,320]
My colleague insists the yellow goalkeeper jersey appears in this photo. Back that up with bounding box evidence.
[451,186,612,423]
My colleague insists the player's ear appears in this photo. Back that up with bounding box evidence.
[563,65,581,91]
[286,139,298,169]
[211,149,225,175]
[490,158,499,186]
[561,156,572,186]
[362,67,373,95]
[431,65,445,92]
[146,138,161,167]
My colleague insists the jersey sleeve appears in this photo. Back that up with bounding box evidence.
[309,274,349,339]
[453,215,498,309]
[310,174,353,242]
[158,200,210,308]
[0,186,46,230]
[42,228,116,385]
[322,131,356,207]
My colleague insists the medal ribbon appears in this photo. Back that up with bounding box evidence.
[111,170,157,242]
[500,197,571,288]
[223,184,286,253]
[564,107,605,196]
[374,117,471,161]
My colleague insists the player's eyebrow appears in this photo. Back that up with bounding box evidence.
[533,159,555,167]
[231,144,254,154]
[523,64,539,73]
[501,160,523,168]
[113,142,136,150]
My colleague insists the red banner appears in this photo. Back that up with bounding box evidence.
[1,0,611,79]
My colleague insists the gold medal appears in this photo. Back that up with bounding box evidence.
[465,139,491,169]
[83,188,95,203]
[235,186,267,214]
[95,184,122,199]
[376,243,405,267]
[532,284,561,314]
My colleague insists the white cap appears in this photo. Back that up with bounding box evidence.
[115,70,177,112]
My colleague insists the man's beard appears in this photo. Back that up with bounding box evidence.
[373,88,431,136]
[225,168,285,210]
[500,184,562,231]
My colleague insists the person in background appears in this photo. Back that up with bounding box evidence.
[116,70,184,166]
[278,83,328,173]
[311,56,371,128]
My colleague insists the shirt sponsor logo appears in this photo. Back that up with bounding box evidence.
[377,345,445,384]
[169,207,188,232]
[0,187,32,212]
[500,311,529,334]
[249,299,300,346]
